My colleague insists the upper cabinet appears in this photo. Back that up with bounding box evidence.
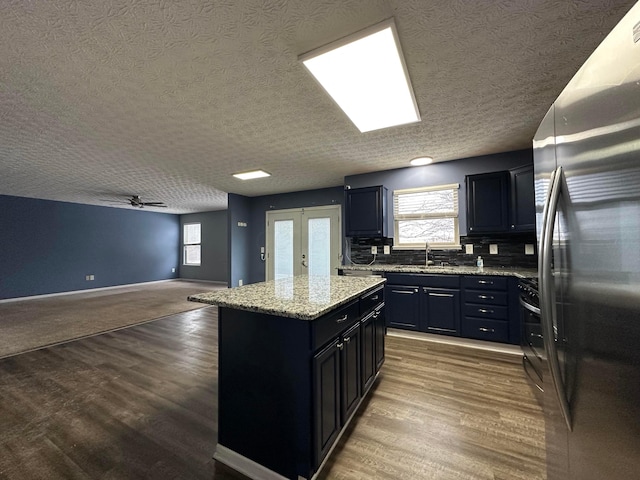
[345,186,388,237]
[466,165,535,235]
[466,171,510,234]
[509,165,535,232]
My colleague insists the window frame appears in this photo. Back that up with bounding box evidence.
[183,222,202,266]
[393,183,461,250]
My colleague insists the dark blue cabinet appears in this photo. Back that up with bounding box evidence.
[385,285,420,330]
[466,171,510,234]
[509,165,535,232]
[345,185,388,237]
[421,287,461,335]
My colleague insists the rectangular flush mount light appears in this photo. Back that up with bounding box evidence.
[299,18,420,133]
[233,170,271,180]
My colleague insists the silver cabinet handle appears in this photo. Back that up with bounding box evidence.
[370,295,379,301]
[336,342,344,350]
[478,294,494,300]
[336,314,348,323]
[391,290,415,294]
[478,327,495,333]
[344,336,351,343]
[429,292,454,297]
[530,333,544,339]
[540,165,572,431]
[478,308,494,314]
[478,280,493,285]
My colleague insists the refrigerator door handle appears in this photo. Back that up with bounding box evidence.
[540,165,573,431]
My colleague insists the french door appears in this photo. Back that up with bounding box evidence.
[266,205,342,280]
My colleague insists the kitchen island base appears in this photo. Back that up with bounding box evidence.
[188,277,386,480]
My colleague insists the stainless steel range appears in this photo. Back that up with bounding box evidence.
[519,277,543,395]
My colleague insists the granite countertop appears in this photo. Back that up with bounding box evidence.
[339,264,538,279]
[188,275,386,320]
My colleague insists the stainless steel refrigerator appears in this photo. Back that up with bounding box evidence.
[533,2,640,479]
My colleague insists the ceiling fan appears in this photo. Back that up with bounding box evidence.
[127,195,167,208]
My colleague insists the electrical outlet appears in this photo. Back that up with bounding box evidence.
[465,244,474,255]
[171,267,176,273]
[383,245,390,255]
[489,244,498,255]
[371,246,378,255]
[239,279,243,286]
[525,244,535,255]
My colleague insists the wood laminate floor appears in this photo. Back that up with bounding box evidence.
[0,306,545,480]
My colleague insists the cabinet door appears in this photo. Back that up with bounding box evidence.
[341,322,362,423]
[385,285,420,330]
[421,287,461,335]
[374,307,385,371]
[360,311,376,393]
[345,186,387,237]
[313,339,341,469]
[509,165,535,232]
[466,171,509,234]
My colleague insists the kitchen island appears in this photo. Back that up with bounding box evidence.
[189,275,386,480]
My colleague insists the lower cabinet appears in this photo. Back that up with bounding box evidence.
[386,274,461,337]
[421,287,460,335]
[385,285,420,330]
[312,290,385,471]
[313,319,362,468]
[385,273,519,344]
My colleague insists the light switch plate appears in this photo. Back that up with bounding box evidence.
[525,244,535,255]
[465,244,474,254]
[489,244,498,255]
[371,246,378,255]
[383,245,390,255]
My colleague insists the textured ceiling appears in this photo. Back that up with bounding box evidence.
[0,0,635,213]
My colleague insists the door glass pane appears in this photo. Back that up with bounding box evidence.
[308,217,331,276]
[274,220,294,279]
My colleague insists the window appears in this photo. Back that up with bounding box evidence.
[393,183,460,249]
[183,223,201,266]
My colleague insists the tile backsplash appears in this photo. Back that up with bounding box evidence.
[346,233,538,269]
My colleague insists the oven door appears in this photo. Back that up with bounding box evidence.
[521,296,543,393]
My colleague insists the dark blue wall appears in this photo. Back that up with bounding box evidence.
[345,149,533,235]
[180,210,228,283]
[247,187,344,284]
[227,193,252,288]
[0,195,180,300]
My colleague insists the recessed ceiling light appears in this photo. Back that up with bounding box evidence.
[233,170,271,180]
[410,156,433,166]
[299,18,420,133]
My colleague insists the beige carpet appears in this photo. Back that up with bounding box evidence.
[0,280,225,359]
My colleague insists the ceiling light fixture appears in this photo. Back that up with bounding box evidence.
[233,170,271,180]
[299,18,420,133]
[410,156,433,166]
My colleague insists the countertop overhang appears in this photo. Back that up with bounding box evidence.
[339,264,537,279]
[188,275,386,320]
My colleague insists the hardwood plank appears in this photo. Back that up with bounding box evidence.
[0,298,545,480]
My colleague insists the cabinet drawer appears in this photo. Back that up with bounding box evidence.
[462,276,507,291]
[312,301,360,351]
[360,286,384,316]
[463,303,508,319]
[462,317,509,343]
[385,273,459,288]
[463,289,508,306]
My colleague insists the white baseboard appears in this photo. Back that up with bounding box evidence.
[213,445,290,480]
[387,328,523,356]
[0,278,226,304]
